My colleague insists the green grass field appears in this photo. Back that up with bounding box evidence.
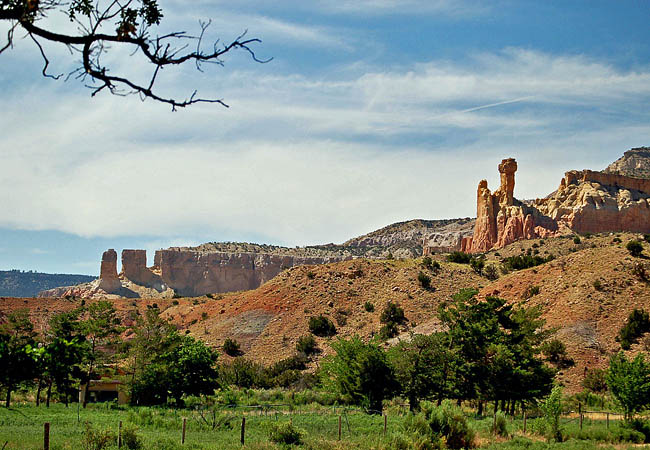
[0,402,645,449]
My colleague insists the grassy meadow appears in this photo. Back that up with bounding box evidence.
[0,396,645,450]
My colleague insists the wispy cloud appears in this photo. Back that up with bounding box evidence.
[0,48,648,245]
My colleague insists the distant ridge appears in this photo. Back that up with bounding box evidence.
[604,146,650,178]
[0,270,95,297]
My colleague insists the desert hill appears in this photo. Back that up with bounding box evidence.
[4,231,650,392]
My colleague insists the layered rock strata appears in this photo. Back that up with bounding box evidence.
[463,156,650,253]
[98,249,121,292]
[41,248,349,298]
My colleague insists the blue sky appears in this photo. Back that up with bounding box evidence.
[1,0,649,275]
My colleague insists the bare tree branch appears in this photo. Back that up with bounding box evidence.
[0,0,271,108]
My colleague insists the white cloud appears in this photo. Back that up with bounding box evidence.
[1,48,649,246]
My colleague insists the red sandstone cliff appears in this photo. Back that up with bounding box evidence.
[465,155,650,253]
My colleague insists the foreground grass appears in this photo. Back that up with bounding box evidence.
[0,403,645,449]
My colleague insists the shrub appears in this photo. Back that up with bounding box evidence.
[483,264,499,280]
[379,323,399,339]
[627,419,650,443]
[82,422,115,450]
[364,301,375,312]
[502,254,553,271]
[422,256,432,269]
[617,308,650,350]
[470,257,485,275]
[524,285,540,298]
[542,339,573,367]
[309,315,336,337]
[201,311,208,320]
[613,237,622,243]
[573,236,581,244]
[418,271,431,289]
[306,271,316,279]
[627,240,644,257]
[632,262,648,281]
[582,368,608,393]
[296,334,319,356]
[269,422,303,446]
[410,401,475,449]
[493,411,509,437]
[644,234,650,244]
[121,425,143,450]
[171,299,179,306]
[447,251,471,264]
[223,338,241,356]
[380,302,405,326]
[593,279,603,291]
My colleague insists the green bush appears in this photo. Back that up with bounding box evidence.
[617,308,650,350]
[364,301,375,312]
[296,334,319,356]
[483,264,499,280]
[223,338,241,356]
[422,256,433,269]
[411,401,475,449]
[379,322,399,339]
[121,424,143,450]
[447,251,471,264]
[380,302,405,326]
[82,422,115,450]
[502,254,553,271]
[418,271,432,289]
[306,271,316,279]
[627,240,644,257]
[309,315,336,337]
[269,422,303,446]
[493,411,509,437]
[470,257,485,275]
[573,236,581,244]
[627,419,650,443]
[582,368,607,393]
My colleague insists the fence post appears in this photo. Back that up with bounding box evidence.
[523,410,527,434]
[579,403,583,430]
[338,415,342,441]
[493,411,496,434]
[181,417,186,444]
[44,423,50,450]
[240,417,246,445]
[384,414,387,437]
[118,421,122,448]
[606,412,609,429]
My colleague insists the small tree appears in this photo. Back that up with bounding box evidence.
[0,310,39,407]
[322,336,397,413]
[582,368,607,393]
[379,302,406,339]
[542,385,564,442]
[627,240,644,257]
[606,352,650,421]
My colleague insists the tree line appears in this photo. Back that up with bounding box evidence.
[2,292,649,420]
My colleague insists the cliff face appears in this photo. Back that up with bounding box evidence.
[40,248,348,298]
[465,152,650,253]
[604,147,650,178]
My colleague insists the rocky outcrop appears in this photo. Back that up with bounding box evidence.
[98,249,121,292]
[533,170,650,235]
[421,220,475,254]
[465,151,650,253]
[41,248,349,298]
[156,250,347,297]
[121,249,163,289]
[604,147,650,179]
